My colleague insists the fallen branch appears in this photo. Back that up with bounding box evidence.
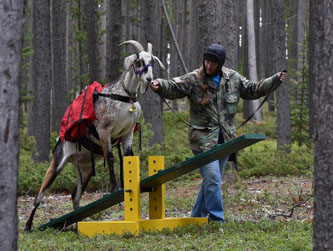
[269,192,313,218]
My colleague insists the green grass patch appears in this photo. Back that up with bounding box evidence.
[18,220,312,251]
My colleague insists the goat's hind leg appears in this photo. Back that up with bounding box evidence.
[100,136,118,193]
[71,163,93,210]
[24,142,68,231]
[116,142,124,188]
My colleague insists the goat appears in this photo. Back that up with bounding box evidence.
[24,40,165,231]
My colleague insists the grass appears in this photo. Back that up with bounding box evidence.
[18,220,311,251]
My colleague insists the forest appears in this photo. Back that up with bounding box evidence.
[1,0,333,250]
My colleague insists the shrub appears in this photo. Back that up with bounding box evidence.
[237,140,313,178]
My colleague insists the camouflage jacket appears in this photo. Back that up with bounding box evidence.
[156,66,280,152]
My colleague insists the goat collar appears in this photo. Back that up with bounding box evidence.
[121,80,137,100]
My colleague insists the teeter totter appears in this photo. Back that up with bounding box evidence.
[37,134,265,236]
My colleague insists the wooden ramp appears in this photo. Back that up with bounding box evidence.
[37,134,265,231]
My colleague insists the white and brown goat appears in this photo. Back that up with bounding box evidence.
[25,40,165,231]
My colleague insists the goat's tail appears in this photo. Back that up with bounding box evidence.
[52,136,61,154]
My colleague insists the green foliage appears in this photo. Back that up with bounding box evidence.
[20,33,34,104]
[22,45,34,61]
[237,140,313,178]
[237,110,278,139]
[290,22,310,146]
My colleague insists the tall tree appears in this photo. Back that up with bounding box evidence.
[240,0,251,120]
[98,1,106,82]
[140,0,164,146]
[197,0,237,69]
[187,0,199,70]
[262,0,275,112]
[170,0,180,78]
[270,0,291,151]
[0,0,23,249]
[310,1,333,250]
[29,0,51,162]
[51,0,67,132]
[19,0,33,113]
[84,0,99,82]
[105,0,122,82]
[66,0,75,96]
[246,0,261,122]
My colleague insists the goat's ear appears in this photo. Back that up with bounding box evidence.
[124,54,137,71]
[153,56,166,71]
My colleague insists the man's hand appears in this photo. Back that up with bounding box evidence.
[151,80,160,92]
[278,71,287,83]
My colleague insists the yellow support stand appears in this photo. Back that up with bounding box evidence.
[149,156,165,220]
[78,156,207,236]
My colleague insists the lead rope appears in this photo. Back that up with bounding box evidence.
[237,69,287,128]
[155,91,193,129]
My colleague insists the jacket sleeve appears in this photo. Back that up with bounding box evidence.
[239,73,281,100]
[155,73,194,100]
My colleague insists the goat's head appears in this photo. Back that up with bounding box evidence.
[119,40,165,94]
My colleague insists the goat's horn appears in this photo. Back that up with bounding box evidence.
[147,43,153,54]
[119,40,144,53]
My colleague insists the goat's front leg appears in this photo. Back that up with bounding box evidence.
[120,132,135,188]
[100,135,118,193]
[122,132,134,156]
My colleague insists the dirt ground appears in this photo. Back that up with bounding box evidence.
[18,175,313,230]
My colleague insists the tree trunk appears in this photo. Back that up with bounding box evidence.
[19,0,32,113]
[310,1,333,250]
[197,0,237,69]
[98,1,106,82]
[181,0,188,72]
[187,0,199,70]
[246,0,261,122]
[270,0,291,151]
[258,0,266,80]
[241,0,250,120]
[105,0,122,82]
[262,0,275,112]
[286,0,299,82]
[51,0,67,132]
[66,0,75,97]
[139,0,164,146]
[30,0,51,162]
[170,0,179,78]
[84,0,99,82]
[0,1,22,249]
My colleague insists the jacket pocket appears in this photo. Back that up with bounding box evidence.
[225,94,238,115]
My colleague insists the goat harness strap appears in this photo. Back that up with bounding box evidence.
[98,93,137,103]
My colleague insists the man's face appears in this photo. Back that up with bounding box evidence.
[204,60,219,76]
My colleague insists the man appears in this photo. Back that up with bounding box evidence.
[151,43,286,222]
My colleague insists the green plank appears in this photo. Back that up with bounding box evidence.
[37,134,265,231]
[141,134,265,188]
